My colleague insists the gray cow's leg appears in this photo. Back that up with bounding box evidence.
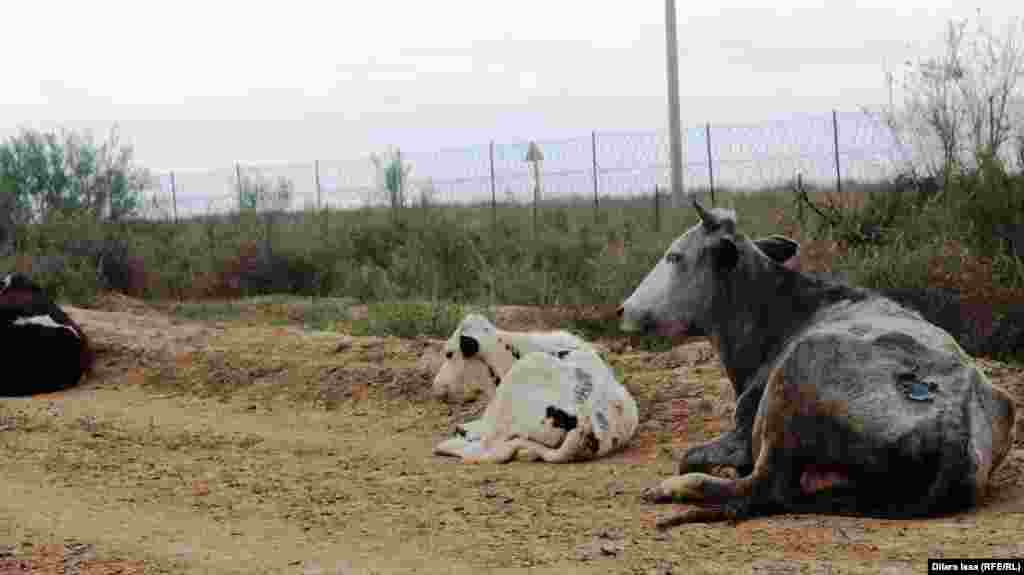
[644,365,805,525]
[677,430,751,475]
[677,382,765,476]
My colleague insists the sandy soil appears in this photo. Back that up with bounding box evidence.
[2,295,1023,575]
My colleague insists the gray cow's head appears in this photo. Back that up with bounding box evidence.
[617,198,799,336]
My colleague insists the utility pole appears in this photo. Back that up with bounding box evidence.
[665,0,685,208]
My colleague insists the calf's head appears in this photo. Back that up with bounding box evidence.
[431,313,504,402]
[617,198,799,336]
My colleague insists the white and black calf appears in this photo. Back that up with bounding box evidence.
[432,314,638,463]
[1,273,94,396]
[431,313,597,403]
[618,199,1017,526]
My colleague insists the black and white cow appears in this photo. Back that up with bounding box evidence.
[431,313,598,403]
[1,272,94,396]
[618,199,1017,526]
[432,314,638,463]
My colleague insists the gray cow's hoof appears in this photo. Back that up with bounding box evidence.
[655,505,731,529]
[640,485,673,504]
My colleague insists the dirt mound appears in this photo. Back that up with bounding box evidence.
[66,306,218,359]
[84,291,156,316]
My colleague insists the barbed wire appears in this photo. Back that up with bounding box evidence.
[137,110,911,219]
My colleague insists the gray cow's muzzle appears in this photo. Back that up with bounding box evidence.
[616,304,648,334]
[617,303,701,338]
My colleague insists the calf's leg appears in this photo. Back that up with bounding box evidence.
[508,422,602,463]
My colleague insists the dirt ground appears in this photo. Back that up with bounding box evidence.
[2,295,1023,575]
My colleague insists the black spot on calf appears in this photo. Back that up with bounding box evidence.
[545,406,578,431]
[459,335,479,358]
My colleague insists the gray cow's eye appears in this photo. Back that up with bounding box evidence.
[665,252,683,265]
[445,351,454,359]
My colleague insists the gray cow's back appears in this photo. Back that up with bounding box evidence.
[760,295,1006,513]
[780,297,975,438]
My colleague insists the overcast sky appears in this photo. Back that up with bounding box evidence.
[0,1,1018,172]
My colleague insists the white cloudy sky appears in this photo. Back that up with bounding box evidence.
[0,1,1018,171]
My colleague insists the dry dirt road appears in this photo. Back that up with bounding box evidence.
[2,296,1023,575]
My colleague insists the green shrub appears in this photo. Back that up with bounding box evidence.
[351,301,472,339]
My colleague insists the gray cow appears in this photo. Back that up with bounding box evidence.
[618,199,1017,526]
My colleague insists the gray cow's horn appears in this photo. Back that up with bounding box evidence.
[692,197,718,229]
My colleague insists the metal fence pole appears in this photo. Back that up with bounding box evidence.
[532,161,538,240]
[796,173,805,226]
[314,159,321,210]
[654,185,661,233]
[235,163,243,212]
[705,122,715,206]
[591,131,599,220]
[395,148,404,224]
[832,109,841,195]
[170,171,178,224]
[489,140,496,236]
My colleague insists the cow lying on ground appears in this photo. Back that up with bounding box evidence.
[432,314,638,463]
[618,199,1017,526]
[1,273,94,396]
[431,313,596,403]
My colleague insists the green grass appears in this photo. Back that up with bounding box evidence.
[6,176,1024,358]
[350,301,474,340]
[166,295,353,331]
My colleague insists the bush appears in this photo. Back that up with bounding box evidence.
[351,301,471,339]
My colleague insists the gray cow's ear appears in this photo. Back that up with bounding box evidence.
[754,235,800,264]
[711,236,739,272]
[459,335,480,358]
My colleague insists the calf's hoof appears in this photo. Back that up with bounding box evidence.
[642,474,711,504]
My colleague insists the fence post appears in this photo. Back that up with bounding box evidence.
[489,140,496,237]
[532,168,538,241]
[235,163,243,212]
[314,159,321,210]
[796,173,805,227]
[654,185,661,233]
[591,131,599,220]
[170,171,178,224]
[705,122,715,207]
[395,148,404,224]
[832,110,841,195]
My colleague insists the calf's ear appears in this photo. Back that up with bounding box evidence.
[459,335,480,358]
[711,237,739,272]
